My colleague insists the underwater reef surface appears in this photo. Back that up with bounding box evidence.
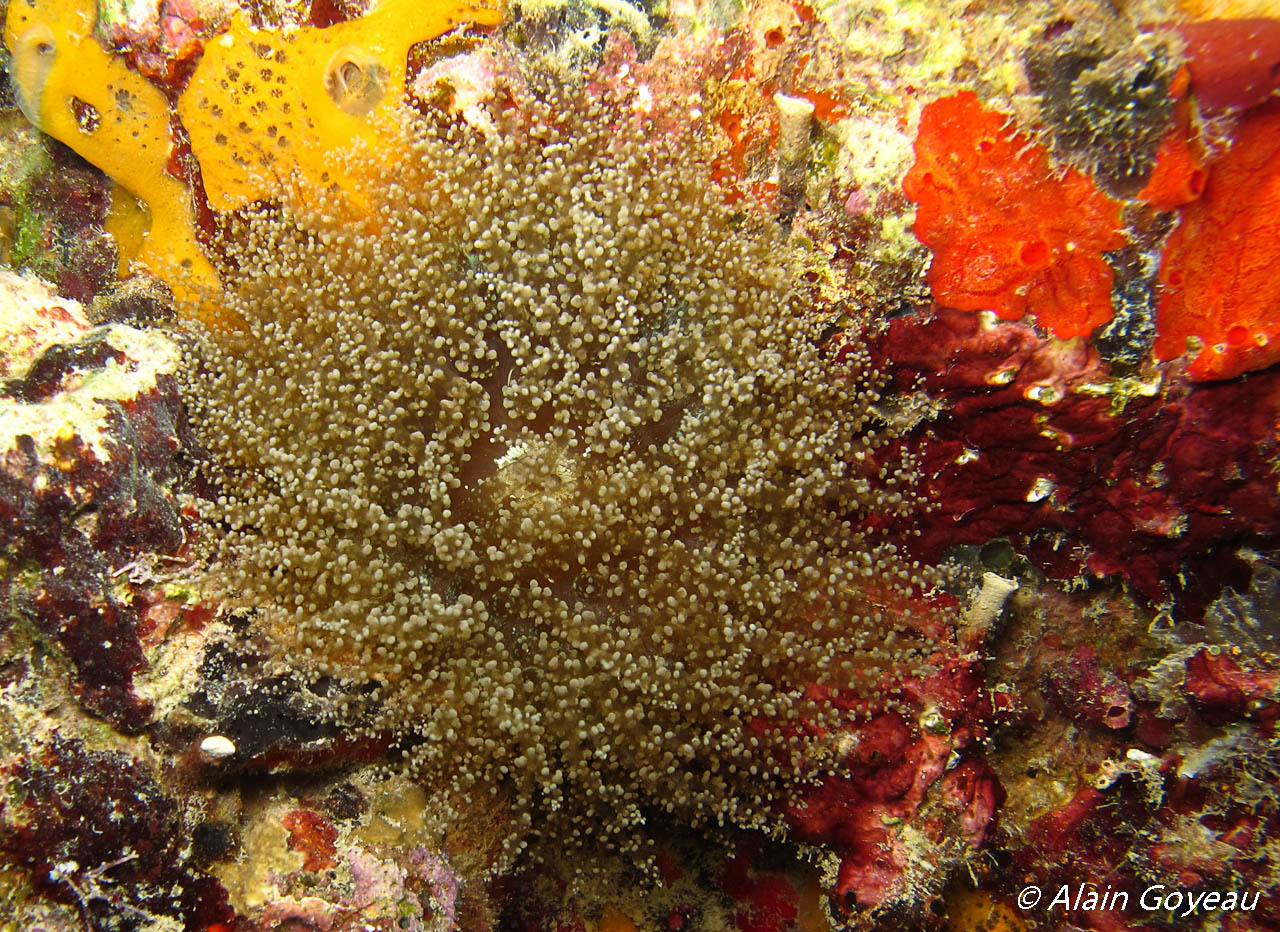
[0,0,1278,929]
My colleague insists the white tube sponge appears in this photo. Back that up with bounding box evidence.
[963,571,1019,635]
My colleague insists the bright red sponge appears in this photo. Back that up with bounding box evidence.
[904,91,1125,340]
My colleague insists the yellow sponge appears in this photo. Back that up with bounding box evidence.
[4,0,502,312]
[178,0,502,214]
[4,0,219,305]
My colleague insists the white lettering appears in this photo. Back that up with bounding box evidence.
[1066,884,1257,915]
[1140,885,1167,910]
[1183,890,1206,916]
[1049,885,1072,910]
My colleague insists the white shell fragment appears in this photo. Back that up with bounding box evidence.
[199,735,236,759]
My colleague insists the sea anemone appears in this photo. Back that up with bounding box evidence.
[180,67,942,862]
